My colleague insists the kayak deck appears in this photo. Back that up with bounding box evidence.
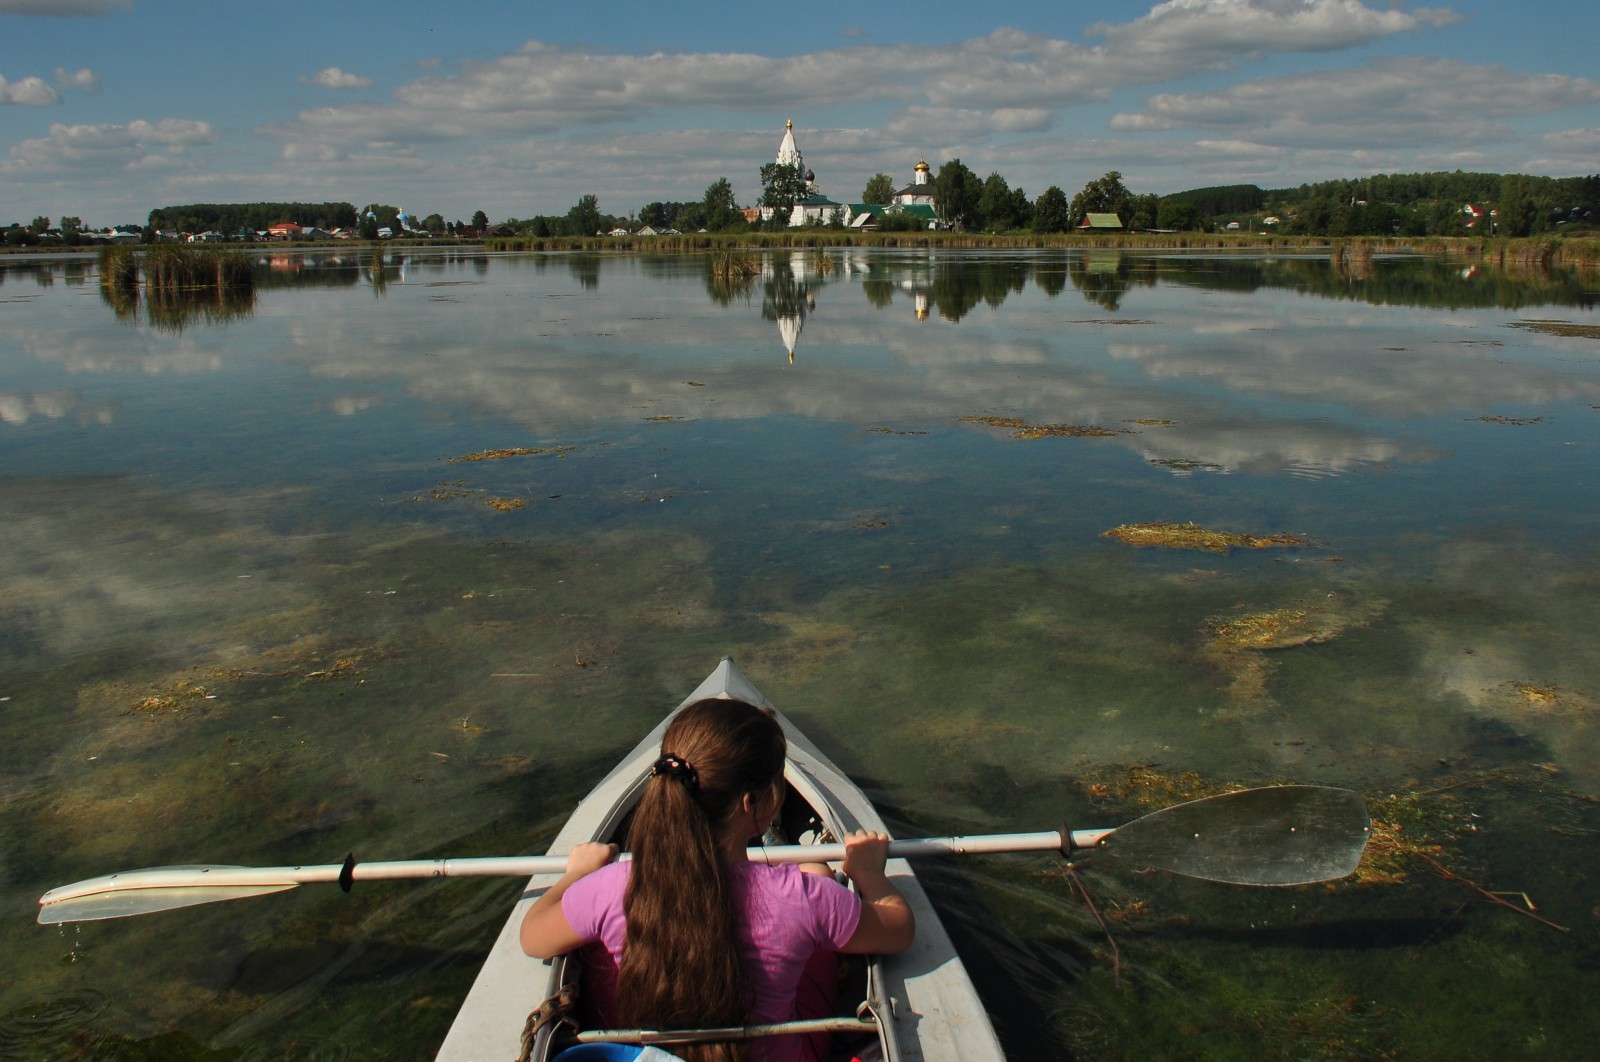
[437,658,1003,1061]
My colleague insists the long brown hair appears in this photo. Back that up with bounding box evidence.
[617,697,786,1060]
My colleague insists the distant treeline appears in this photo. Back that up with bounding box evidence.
[1159,184,1268,216]
[1268,172,1599,209]
[148,202,358,233]
[1160,172,1600,238]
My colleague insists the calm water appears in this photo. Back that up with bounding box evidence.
[2,246,1598,1059]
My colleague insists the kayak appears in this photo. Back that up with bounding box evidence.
[437,657,1007,1061]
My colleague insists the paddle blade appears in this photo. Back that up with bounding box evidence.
[1097,785,1370,886]
[38,882,299,924]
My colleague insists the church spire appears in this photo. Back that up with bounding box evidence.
[776,119,803,171]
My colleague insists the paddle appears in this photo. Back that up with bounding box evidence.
[37,785,1369,925]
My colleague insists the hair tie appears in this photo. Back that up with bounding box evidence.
[651,753,699,790]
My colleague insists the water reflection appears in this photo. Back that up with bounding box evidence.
[8,248,1596,481]
[6,246,1598,316]
[98,276,257,332]
[4,246,1600,1060]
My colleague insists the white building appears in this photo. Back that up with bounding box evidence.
[758,120,844,227]
[888,158,936,208]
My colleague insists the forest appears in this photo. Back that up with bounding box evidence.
[147,202,359,233]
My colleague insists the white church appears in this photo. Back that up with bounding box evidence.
[757,120,941,230]
[758,120,847,227]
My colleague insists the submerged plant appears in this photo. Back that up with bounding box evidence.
[1102,522,1310,553]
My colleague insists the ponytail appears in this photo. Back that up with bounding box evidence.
[617,698,786,1062]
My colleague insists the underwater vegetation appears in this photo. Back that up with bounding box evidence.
[1102,522,1312,553]
[961,415,1130,439]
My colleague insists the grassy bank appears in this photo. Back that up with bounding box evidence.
[482,230,1600,270]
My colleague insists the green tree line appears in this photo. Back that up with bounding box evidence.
[78,166,1600,249]
[148,202,359,233]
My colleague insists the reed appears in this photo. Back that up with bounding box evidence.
[96,244,257,330]
[483,229,1600,269]
[708,248,760,279]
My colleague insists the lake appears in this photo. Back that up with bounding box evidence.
[2,245,1598,1059]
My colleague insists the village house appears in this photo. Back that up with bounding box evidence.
[1078,213,1124,232]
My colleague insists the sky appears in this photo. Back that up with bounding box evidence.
[2,0,1597,229]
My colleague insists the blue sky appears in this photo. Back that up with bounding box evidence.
[3,0,1597,228]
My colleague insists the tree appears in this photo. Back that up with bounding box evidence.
[1498,176,1535,237]
[1068,171,1133,227]
[1032,186,1069,233]
[759,163,808,227]
[1125,193,1159,231]
[1156,199,1200,231]
[703,178,741,232]
[978,172,1023,232]
[638,202,672,229]
[31,216,52,233]
[470,209,489,232]
[421,213,445,233]
[565,195,602,236]
[863,173,894,205]
[932,158,980,230]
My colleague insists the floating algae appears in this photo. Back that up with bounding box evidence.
[1202,595,1385,708]
[1102,522,1310,554]
[447,446,574,463]
[127,677,215,714]
[1148,457,1224,474]
[1468,416,1543,426]
[1507,319,1600,340]
[1079,763,1232,810]
[1486,680,1592,716]
[424,481,483,502]
[1210,608,1332,651]
[484,496,527,512]
[961,415,1129,439]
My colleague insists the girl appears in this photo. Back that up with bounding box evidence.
[520,697,914,1062]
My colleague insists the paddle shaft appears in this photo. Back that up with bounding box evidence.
[38,786,1370,923]
[40,832,1072,909]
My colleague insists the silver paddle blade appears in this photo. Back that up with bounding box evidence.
[1097,785,1370,886]
[37,882,299,924]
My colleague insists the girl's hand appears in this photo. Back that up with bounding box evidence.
[840,830,891,881]
[566,842,619,878]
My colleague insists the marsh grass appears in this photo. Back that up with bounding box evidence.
[708,248,760,278]
[484,230,1600,270]
[97,244,256,330]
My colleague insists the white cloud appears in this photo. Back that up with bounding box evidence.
[1089,0,1462,61]
[8,118,215,171]
[303,66,374,91]
[55,66,100,92]
[1111,58,1600,149]
[261,2,1453,153]
[1,74,60,105]
[1539,127,1600,153]
[0,0,129,13]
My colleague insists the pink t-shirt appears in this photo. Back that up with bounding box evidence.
[561,859,861,1059]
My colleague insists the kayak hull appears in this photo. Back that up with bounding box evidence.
[437,657,1004,1061]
